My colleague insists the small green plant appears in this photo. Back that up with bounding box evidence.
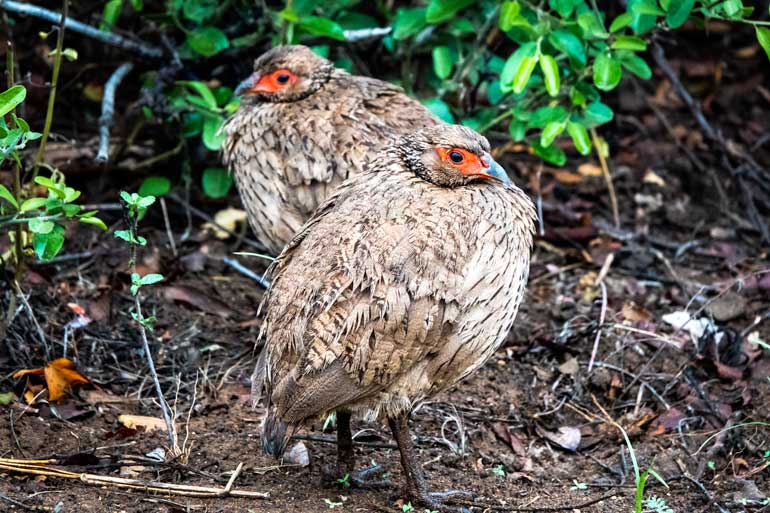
[336,473,350,488]
[491,464,506,477]
[645,496,674,513]
[401,502,415,512]
[116,191,178,456]
[570,479,588,491]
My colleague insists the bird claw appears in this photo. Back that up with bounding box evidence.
[321,463,393,489]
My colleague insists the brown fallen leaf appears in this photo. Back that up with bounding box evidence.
[162,284,239,318]
[13,358,90,402]
[118,414,167,433]
[621,302,653,323]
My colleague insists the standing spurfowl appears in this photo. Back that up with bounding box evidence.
[255,125,536,509]
[222,45,439,255]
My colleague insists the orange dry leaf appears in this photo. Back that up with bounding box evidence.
[13,358,90,402]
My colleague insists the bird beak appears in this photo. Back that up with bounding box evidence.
[481,153,511,185]
[235,72,261,95]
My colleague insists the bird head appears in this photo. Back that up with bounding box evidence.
[398,125,512,188]
[235,45,334,103]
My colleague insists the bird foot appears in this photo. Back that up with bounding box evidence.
[404,489,474,513]
[321,463,393,489]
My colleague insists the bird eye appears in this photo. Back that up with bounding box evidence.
[449,151,464,164]
[276,73,291,84]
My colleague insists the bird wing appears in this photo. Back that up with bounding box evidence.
[261,172,498,422]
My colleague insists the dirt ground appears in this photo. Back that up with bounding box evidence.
[2,26,770,513]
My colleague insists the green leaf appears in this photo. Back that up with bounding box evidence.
[539,54,560,97]
[499,1,521,31]
[0,183,19,210]
[140,273,165,286]
[0,85,26,118]
[540,121,565,147]
[549,30,586,65]
[500,42,537,92]
[186,27,229,57]
[549,0,576,18]
[100,0,123,31]
[177,80,218,109]
[421,98,455,123]
[630,0,665,16]
[202,167,233,199]
[583,101,614,126]
[577,12,609,39]
[28,217,54,234]
[426,0,475,23]
[298,16,346,41]
[78,215,108,230]
[528,105,568,128]
[33,224,65,262]
[182,0,217,23]
[757,27,770,62]
[20,197,46,212]
[566,121,591,155]
[532,142,567,166]
[611,35,647,51]
[627,0,658,34]
[593,53,622,91]
[513,56,538,94]
[609,13,633,32]
[139,176,171,197]
[137,195,156,208]
[392,8,428,40]
[202,115,225,151]
[621,54,652,79]
[432,46,453,80]
[665,0,695,28]
[509,120,527,141]
[0,392,14,405]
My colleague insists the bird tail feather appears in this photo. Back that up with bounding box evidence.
[261,409,297,458]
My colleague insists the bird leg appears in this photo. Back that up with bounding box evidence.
[321,411,392,489]
[388,413,471,512]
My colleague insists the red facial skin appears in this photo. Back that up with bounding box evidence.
[436,147,494,180]
[249,69,298,94]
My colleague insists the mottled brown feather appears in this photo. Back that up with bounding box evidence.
[222,45,440,254]
[257,126,536,437]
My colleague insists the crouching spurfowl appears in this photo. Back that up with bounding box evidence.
[254,124,536,510]
[222,45,439,255]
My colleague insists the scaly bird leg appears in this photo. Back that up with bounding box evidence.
[321,411,392,489]
[388,413,471,513]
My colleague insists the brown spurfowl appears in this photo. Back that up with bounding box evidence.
[254,125,536,509]
[222,45,439,255]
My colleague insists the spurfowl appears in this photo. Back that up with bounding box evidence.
[222,45,439,255]
[254,125,536,509]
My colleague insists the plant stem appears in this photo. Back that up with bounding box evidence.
[6,44,23,283]
[126,207,179,456]
[590,127,620,228]
[31,0,67,181]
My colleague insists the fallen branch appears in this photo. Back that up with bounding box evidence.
[0,458,269,499]
[0,0,163,58]
[96,62,134,162]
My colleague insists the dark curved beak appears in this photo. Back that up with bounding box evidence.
[235,72,260,95]
[481,153,511,184]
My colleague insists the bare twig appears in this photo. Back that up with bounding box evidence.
[222,256,270,289]
[343,27,391,42]
[159,197,177,257]
[587,281,607,373]
[0,0,163,58]
[15,283,50,360]
[96,62,133,162]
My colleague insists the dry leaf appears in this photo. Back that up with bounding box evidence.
[551,170,584,183]
[118,414,167,433]
[204,207,247,239]
[538,425,581,451]
[13,358,90,402]
[577,163,603,177]
[621,302,652,322]
[642,168,666,187]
